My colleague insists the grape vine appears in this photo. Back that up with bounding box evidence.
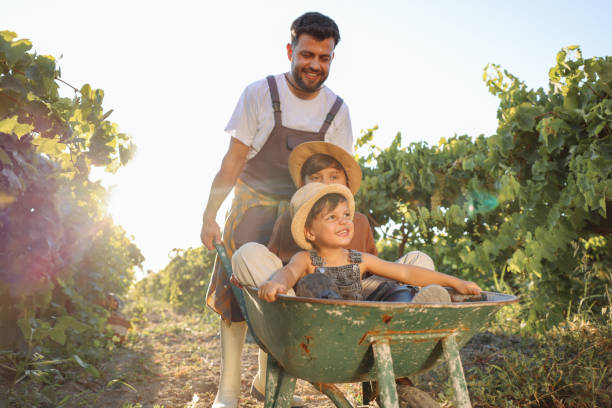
[356,46,611,330]
[1,30,142,396]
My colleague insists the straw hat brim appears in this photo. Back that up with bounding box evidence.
[290,183,355,250]
[289,141,362,194]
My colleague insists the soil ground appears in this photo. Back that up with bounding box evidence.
[58,298,373,408]
[11,297,521,408]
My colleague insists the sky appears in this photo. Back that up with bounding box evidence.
[3,0,611,274]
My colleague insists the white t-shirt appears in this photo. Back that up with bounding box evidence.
[225,73,353,160]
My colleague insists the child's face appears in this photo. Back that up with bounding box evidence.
[305,200,354,249]
[304,166,348,187]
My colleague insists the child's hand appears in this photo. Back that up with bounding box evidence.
[455,280,482,295]
[229,274,243,288]
[258,281,288,302]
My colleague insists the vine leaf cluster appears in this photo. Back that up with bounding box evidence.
[356,46,611,330]
[1,29,143,396]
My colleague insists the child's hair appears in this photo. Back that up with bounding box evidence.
[300,154,347,183]
[305,193,347,229]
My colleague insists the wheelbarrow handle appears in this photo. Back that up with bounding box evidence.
[213,242,269,352]
[213,242,249,318]
[213,241,231,277]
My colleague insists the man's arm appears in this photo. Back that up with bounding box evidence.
[200,137,250,249]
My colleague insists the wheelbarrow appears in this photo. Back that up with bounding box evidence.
[214,243,518,408]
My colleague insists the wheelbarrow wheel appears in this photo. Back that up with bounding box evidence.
[365,380,440,408]
[395,383,440,408]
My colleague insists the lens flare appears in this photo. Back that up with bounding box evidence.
[466,190,499,217]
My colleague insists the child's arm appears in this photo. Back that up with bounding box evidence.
[361,253,481,295]
[258,251,311,302]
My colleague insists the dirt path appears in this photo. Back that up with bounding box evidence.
[4,295,606,407]
[30,296,528,408]
[67,298,367,408]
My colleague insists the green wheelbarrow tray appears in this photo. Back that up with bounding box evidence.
[214,243,518,408]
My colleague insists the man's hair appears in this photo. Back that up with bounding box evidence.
[305,193,347,229]
[290,12,341,47]
[300,153,346,183]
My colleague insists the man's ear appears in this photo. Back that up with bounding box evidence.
[286,43,293,61]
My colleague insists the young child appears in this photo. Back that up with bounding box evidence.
[258,182,482,303]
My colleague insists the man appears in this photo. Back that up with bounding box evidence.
[200,12,353,408]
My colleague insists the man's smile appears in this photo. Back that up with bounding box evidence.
[303,70,321,81]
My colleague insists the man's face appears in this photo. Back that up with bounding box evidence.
[287,33,335,93]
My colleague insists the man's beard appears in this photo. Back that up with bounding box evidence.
[292,67,328,93]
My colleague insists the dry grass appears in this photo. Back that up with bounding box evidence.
[51,297,369,408]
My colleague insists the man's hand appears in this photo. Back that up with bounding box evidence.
[229,274,243,288]
[258,281,288,302]
[199,138,249,250]
[201,214,221,250]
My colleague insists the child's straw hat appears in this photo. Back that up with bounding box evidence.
[289,141,362,194]
[290,182,355,250]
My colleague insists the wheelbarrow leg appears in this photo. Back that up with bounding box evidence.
[310,382,353,408]
[264,354,297,408]
[441,334,472,408]
[372,339,399,408]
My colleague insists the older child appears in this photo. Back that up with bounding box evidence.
[257,183,481,302]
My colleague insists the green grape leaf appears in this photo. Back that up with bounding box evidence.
[3,38,32,65]
[564,88,579,110]
[36,138,66,155]
[57,315,89,332]
[0,115,18,133]
[49,326,67,345]
[498,174,520,203]
[14,121,34,138]
[0,30,18,42]
[596,61,612,82]
[514,103,542,131]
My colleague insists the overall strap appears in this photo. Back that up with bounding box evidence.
[265,75,282,127]
[348,249,362,264]
[309,250,325,268]
[318,95,344,135]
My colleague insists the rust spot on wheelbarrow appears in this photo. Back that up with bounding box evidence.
[300,335,313,354]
